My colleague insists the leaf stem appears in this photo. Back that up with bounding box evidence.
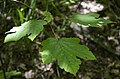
[51,2,64,19]
[27,0,36,20]
[50,24,60,39]
[56,66,60,79]
[11,0,31,8]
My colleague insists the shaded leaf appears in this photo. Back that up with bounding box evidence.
[44,11,53,23]
[0,71,21,79]
[69,13,112,27]
[41,38,96,75]
[6,71,21,78]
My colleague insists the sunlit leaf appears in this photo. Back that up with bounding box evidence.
[41,38,96,75]
[4,20,47,43]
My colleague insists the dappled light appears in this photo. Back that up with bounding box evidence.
[0,0,120,79]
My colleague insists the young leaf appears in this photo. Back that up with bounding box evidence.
[69,13,112,27]
[44,11,53,23]
[4,20,47,43]
[17,9,25,23]
[6,71,21,78]
[41,38,96,75]
[0,70,21,79]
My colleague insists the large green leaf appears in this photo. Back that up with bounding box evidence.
[69,13,112,27]
[41,38,96,75]
[4,20,47,43]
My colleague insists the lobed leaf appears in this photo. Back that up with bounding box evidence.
[4,20,47,43]
[41,38,96,75]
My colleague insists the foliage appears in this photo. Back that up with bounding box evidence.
[41,38,96,75]
[44,11,53,23]
[1,0,118,78]
[69,13,112,27]
[0,71,21,79]
[3,0,111,75]
[4,20,47,43]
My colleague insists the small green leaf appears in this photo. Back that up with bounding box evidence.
[17,9,25,23]
[0,70,21,79]
[6,71,21,78]
[41,38,96,75]
[69,13,112,27]
[44,11,53,23]
[0,71,5,79]
[4,20,47,43]
[69,0,76,3]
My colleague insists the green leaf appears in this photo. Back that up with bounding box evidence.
[0,70,21,79]
[4,20,47,43]
[69,13,112,27]
[6,71,21,78]
[44,11,53,23]
[17,9,25,23]
[69,0,76,3]
[41,38,96,75]
[0,71,5,79]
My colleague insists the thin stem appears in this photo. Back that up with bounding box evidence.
[0,53,7,79]
[27,0,36,20]
[51,2,64,19]
[11,0,31,8]
[79,25,85,40]
[46,0,48,11]
[56,66,60,79]
[50,24,59,39]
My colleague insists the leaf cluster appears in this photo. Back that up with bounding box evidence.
[1,0,113,76]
